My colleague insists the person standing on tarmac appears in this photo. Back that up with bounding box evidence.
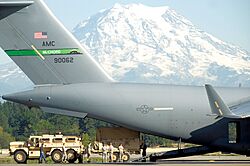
[102,143,108,163]
[118,144,124,162]
[140,142,147,162]
[86,143,92,163]
[62,143,67,163]
[39,142,46,163]
[109,143,114,162]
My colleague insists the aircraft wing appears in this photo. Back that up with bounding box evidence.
[41,107,88,119]
[205,84,250,119]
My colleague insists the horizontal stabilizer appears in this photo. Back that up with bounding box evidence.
[0,1,34,20]
[205,84,249,119]
[41,107,87,119]
[230,100,250,118]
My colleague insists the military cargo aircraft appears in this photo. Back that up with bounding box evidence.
[0,0,249,161]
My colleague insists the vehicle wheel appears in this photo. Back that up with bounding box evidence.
[14,150,27,164]
[112,152,119,162]
[67,149,77,163]
[122,152,130,162]
[51,150,63,163]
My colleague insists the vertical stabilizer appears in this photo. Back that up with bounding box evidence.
[205,84,243,119]
[0,0,112,85]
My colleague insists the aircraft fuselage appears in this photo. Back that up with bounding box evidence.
[3,83,250,154]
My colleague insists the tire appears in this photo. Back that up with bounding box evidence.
[51,150,63,163]
[14,150,27,164]
[112,152,119,162]
[66,149,77,163]
[122,152,130,162]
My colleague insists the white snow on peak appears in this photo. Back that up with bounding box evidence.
[112,3,169,20]
[73,3,250,86]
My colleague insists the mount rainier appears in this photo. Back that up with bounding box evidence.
[73,3,250,86]
[0,3,250,96]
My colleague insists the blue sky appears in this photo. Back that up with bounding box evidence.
[0,0,249,64]
[44,0,250,52]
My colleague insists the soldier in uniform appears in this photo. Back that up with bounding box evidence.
[118,144,124,162]
[109,143,114,162]
[140,142,147,162]
[62,143,67,163]
[39,142,46,163]
[102,143,108,163]
[86,143,92,163]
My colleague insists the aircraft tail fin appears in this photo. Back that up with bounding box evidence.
[205,84,249,119]
[0,0,112,85]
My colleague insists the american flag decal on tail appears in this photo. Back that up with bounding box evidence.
[34,32,48,39]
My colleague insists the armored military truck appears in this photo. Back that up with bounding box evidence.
[9,134,84,164]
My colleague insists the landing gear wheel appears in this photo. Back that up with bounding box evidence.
[67,149,77,163]
[122,152,130,162]
[14,151,27,164]
[51,150,63,163]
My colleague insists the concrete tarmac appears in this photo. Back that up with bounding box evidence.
[1,161,250,166]
[1,155,250,165]
[1,160,250,166]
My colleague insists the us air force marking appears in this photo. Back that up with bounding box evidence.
[137,105,174,114]
[137,105,153,114]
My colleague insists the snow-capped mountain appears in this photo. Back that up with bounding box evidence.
[0,3,250,97]
[73,3,250,86]
[0,62,33,97]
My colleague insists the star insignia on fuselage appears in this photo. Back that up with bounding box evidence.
[136,105,153,114]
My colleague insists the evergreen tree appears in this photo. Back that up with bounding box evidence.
[48,115,80,135]
[0,127,15,148]
[0,102,173,147]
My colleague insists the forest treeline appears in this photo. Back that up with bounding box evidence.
[0,102,173,149]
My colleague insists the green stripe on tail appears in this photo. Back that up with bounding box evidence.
[5,48,82,56]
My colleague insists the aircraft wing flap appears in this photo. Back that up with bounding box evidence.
[41,107,88,119]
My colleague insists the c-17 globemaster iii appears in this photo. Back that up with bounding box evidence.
[0,0,250,161]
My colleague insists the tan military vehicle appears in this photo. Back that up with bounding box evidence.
[9,134,84,164]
